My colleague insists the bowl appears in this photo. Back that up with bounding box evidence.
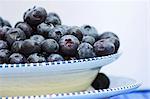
[0,51,121,97]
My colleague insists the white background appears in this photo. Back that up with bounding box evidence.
[0,0,149,89]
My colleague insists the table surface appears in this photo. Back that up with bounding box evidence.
[110,90,150,99]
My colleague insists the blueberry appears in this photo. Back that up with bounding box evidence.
[5,28,26,45]
[80,25,99,39]
[99,32,120,52]
[93,39,115,56]
[82,36,95,45]
[59,35,80,56]
[106,37,120,53]
[41,39,59,54]
[91,73,110,90]
[2,19,12,27]
[27,53,46,63]
[15,22,33,38]
[77,43,95,58]
[37,23,53,37]
[20,39,41,56]
[23,6,47,26]
[9,53,27,64]
[0,49,11,63]
[48,26,65,41]
[11,41,23,53]
[67,26,83,41]
[0,40,8,49]
[30,35,45,45]
[45,12,61,26]
[47,54,64,62]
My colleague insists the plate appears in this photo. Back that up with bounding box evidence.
[1,76,141,99]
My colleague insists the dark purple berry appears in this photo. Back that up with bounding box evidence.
[37,23,53,37]
[67,26,83,41]
[30,35,45,45]
[15,22,33,38]
[5,28,26,45]
[23,6,47,26]
[59,35,80,56]
[48,26,66,41]
[20,39,41,56]
[45,12,61,26]
[9,53,26,64]
[0,49,11,63]
[27,53,46,63]
[99,32,120,52]
[77,43,95,58]
[81,25,99,39]
[41,39,59,54]
[47,54,64,62]
[92,73,110,90]
[82,36,95,45]
[106,37,120,53]
[94,39,115,56]
[11,41,23,53]
[0,40,8,49]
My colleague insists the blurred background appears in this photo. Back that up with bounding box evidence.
[0,0,149,89]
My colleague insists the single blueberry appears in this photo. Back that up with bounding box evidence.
[94,39,115,56]
[24,6,47,26]
[41,39,59,54]
[5,28,26,45]
[9,53,27,64]
[27,53,46,63]
[91,73,110,90]
[77,43,96,59]
[47,54,64,62]
[59,35,80,56]
[80,25,99,40]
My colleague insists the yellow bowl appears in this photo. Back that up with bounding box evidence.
[0,52,121,97]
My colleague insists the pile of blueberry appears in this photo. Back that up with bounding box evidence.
[0,6,120,64]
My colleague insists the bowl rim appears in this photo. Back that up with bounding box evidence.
[0,51,122,69]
